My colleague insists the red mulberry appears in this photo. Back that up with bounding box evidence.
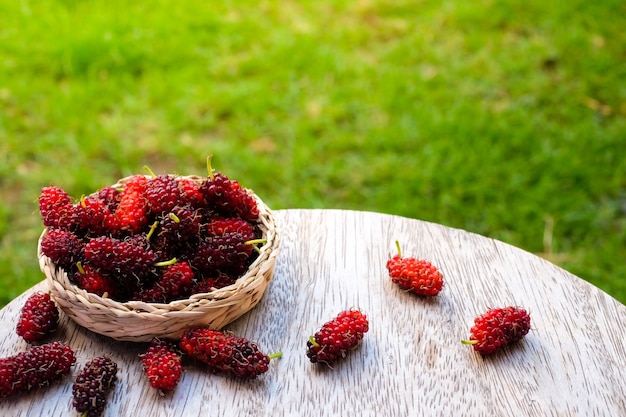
[0,342,75,397]
[386,241,444,296]
[179,328,280,379]
[306,309,369,366]
[140,338,182,393]
[462,306,531,355]
[115,175,149,234]
[16,292,59,342]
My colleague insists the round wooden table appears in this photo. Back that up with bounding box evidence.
[1,209,625,416]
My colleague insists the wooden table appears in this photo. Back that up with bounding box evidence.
[1,209,625,416]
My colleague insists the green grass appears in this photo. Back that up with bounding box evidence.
[0,0,624,306]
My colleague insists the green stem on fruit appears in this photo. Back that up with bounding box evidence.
[245,238,267,254]
[154,258,177,267]
[394,240,402,256]
[268,352,283,360]
[79,195,87,208]
[146,221,159,240]
[206,154,215,180]
[76,261,85,275]
[168,212,181,224]
[143,165,157,178]
[308,336,319,348]
[461,339,478,345]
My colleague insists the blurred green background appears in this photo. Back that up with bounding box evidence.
[0,0,624,307]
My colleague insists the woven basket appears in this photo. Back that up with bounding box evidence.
[37,175,279,342]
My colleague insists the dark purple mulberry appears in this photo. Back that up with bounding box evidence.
[72,356,118,417]
[205,216,256,240]
[145,174,181,214]
[133,261,194,303]
[38,186,73,229]
[84,236,157,298]
[190,232,255,276]
[157,205,203,245]
[39,228,85,271]
[0,342,76,397]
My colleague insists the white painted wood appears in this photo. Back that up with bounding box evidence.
[1,209,625,416]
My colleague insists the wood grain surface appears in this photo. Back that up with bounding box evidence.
[1,209,625,416]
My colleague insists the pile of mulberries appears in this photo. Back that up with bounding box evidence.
[38,158,264,303]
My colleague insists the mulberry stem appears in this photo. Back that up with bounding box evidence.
[394,240,402,257]
[206,154,215,180]
[154,258,177,267]
[308,336,320,348]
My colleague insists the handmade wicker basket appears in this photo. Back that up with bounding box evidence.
[37,175,279,342]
